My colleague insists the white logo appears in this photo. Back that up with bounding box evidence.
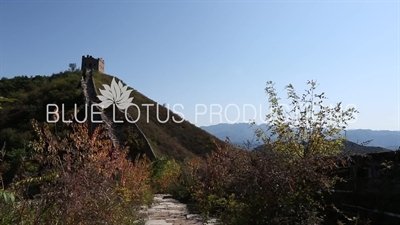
[97,77,134,110]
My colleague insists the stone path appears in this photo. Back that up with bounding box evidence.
[139,194,218,225]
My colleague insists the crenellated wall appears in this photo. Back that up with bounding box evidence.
[81,55,104,73]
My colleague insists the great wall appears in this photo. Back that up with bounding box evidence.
[81,69,156,160]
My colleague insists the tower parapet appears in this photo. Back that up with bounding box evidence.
[81,55,104,73]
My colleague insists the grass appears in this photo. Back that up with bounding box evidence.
[92,72,224,162]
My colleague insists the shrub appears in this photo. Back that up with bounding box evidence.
[1,119,153,225]
[177,140,340,225]
[151,157,181,193]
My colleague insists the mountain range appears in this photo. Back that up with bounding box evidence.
[200,123,400,151]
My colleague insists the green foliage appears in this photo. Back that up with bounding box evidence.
[151,157,181,193]
[255,80,359,159]
[0,72,84,186]
[0,189,15,203]
[170,157,202,202]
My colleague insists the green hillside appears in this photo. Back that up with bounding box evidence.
[0,70,223,186]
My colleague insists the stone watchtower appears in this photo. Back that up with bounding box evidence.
[81,55,105,73]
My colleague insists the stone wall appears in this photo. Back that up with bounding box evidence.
[81,55,104,73]
[81,69,119,148]
[82,69,156,160]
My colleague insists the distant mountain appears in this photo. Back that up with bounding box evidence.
[344,129,400,150]
[201,123,400,150]
[342,140,391,154]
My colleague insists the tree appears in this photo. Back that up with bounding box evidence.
[254,80,359,159]
[68,63,77,71]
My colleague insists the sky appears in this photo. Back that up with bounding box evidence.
[0,0,399,131]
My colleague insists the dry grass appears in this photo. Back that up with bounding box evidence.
[92,72,224,162]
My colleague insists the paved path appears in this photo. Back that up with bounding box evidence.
[139,194,218,225]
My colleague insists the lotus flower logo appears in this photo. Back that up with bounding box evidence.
[97,78,134,110]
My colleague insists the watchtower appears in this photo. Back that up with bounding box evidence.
[81,55,105,73]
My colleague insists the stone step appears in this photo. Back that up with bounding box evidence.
[140,194,218,225]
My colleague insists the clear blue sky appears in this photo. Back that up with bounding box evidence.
[1,0,399,130]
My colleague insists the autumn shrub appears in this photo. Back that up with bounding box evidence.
[151,157,181,193]
[169,156,203,202]
[1,119,153,225]
[174,139,342,225]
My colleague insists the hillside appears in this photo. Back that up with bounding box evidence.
[0,70,223,185]
[90,71,224,161]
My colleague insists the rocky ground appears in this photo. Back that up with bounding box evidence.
[138,194,218,225]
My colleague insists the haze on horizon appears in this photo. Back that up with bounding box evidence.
[0,1,399,131]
